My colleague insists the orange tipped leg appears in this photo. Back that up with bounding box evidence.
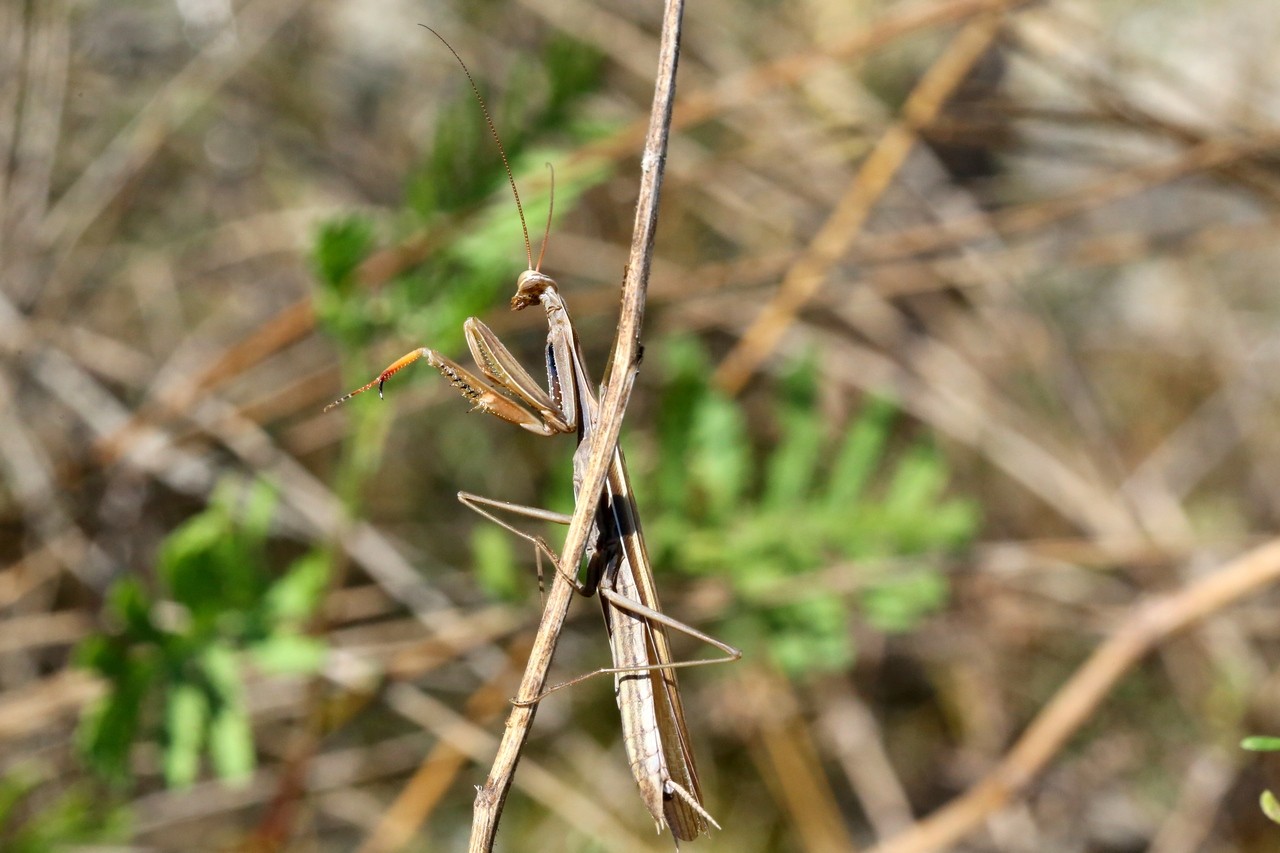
[324,349,429,411]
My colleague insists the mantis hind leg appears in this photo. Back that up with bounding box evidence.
[512,587,741,705]
[457,491,591,597]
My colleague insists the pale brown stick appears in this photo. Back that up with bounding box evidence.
[467,0,684,849]
[866,537,1280,853]
[712,8,1009,395]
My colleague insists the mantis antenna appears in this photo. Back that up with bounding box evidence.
[419,25,554,273]
[536,163,554,273]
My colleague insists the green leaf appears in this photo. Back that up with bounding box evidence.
[633,338,980,686]
[1262,789,1280,825]
[157,510,230,610]
[201,642,240,697]
[452,148,610,282]
[159,481,272,625]
[1242,735,1280,752]
[163,682,208,787]
[883,446,947,522]
[263,552,330,625]
[825,398,895,509]
[928,499,982,550]
[0,766,37,825]
[688,393,751,520]
[760,596,853,677]
[763,362,823,510]
[762,410,823,508]
[77,653,154,782]
[77,634,128,678]
[861,569,948,633]
[249,633,327,674]
[103,578,160,642]
[237,477,278,548]
[312,216,375,292]
[406,92,500,221]
[202,644,254,783]
[208,702,255,785]
[82,469,296,789]
[312,216,379,348]
[655,337,713,513]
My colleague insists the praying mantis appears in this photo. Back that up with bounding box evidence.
[326,28,740,842]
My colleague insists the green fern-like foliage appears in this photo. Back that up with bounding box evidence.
[637,337,979,677]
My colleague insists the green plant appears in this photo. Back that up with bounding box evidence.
[76,32,621,795]
[310,34,617,515]
[1242,735,1280,824]
[77,477,329,787]
[312,34,614,368]
[0,768,128,852]
[636,337,979,677]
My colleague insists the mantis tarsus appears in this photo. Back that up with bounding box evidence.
[326,27,740,842]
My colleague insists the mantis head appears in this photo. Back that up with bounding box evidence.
[511,269,558,311]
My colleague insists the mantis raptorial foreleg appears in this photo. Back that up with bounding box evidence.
[323,315,572,434]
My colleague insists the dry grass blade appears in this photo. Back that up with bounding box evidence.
[867,537,1280,853]
[712,7,1009,394]
[37,0,308,257]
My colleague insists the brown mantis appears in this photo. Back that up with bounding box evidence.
[326,27,740,842]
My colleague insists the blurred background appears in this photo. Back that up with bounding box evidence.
[5,0,1280,850]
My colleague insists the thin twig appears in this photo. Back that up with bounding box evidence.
[37,0,308,258]
[467,0,685,849]
[866,537,1280,853]
[712,7,1009,395]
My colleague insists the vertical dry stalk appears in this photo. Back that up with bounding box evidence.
[467,0,686,849]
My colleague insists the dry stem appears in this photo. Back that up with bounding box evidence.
[466,0,685,849]
[867,537,1280,853]
[711,3,1012,395]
